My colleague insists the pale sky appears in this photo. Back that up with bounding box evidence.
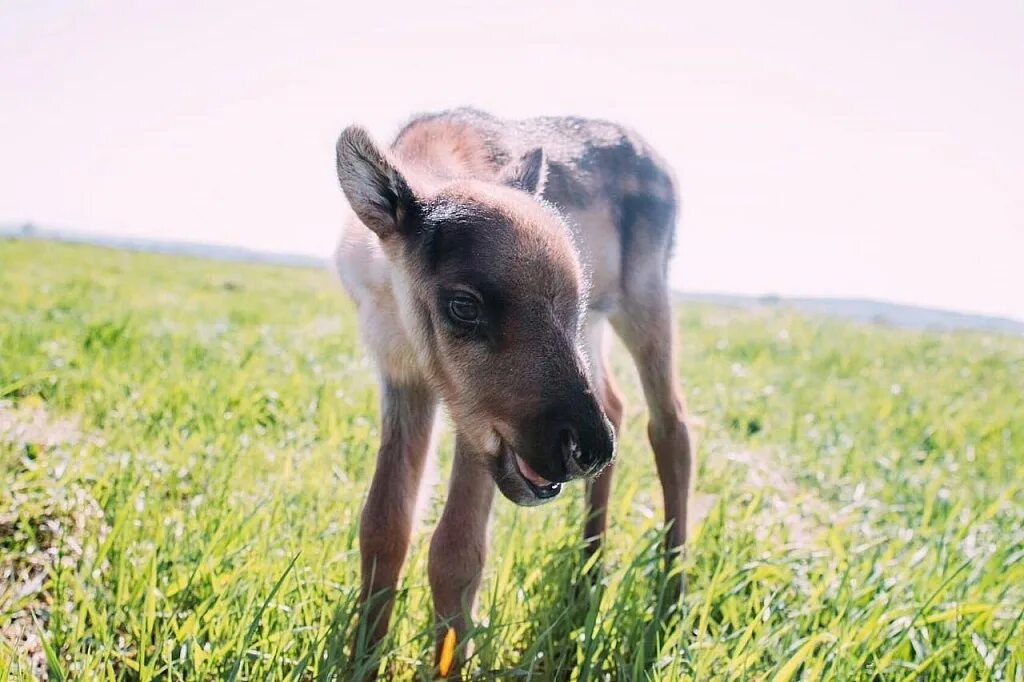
[2,1,1022,320]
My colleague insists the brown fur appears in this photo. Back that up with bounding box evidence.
[334,108,692,677]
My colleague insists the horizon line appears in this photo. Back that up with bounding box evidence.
[3,221,1022,331]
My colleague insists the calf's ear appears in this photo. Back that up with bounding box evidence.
[335,126,418,239]
[500,148,547,196]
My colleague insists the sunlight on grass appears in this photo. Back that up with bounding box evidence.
[1,240,1022,680]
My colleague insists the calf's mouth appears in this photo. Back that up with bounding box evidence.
[493,440,562,506]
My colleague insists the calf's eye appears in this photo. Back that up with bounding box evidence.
[448,294,481,324]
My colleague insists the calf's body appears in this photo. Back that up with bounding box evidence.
[333,108,693,673]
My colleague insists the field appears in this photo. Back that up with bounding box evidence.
[1,239,1022,680]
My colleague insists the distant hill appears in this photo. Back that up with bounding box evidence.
[676,292,1024,335]
[1,223,324,269]
[3,223,1022,335]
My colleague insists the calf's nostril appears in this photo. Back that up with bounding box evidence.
[560,427,591,467]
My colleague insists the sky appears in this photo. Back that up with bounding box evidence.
[2,1,1022,320]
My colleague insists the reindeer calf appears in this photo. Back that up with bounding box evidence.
[333,108,692,674]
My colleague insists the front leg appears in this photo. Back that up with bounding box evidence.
[428,440,495,677]
[355,380,437,655]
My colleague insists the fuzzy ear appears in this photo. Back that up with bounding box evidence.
[335,125,417,238]
[500,148,547,196]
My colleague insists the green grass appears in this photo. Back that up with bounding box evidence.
[1,239,1022,680]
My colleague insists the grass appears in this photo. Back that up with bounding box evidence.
[1,238,1022,680]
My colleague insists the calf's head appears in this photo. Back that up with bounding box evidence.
[336,126,615,505]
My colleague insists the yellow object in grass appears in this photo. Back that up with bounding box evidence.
[438,627,457,677]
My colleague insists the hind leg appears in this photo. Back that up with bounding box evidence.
[611,285,693,555]
[582,316,625,556]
